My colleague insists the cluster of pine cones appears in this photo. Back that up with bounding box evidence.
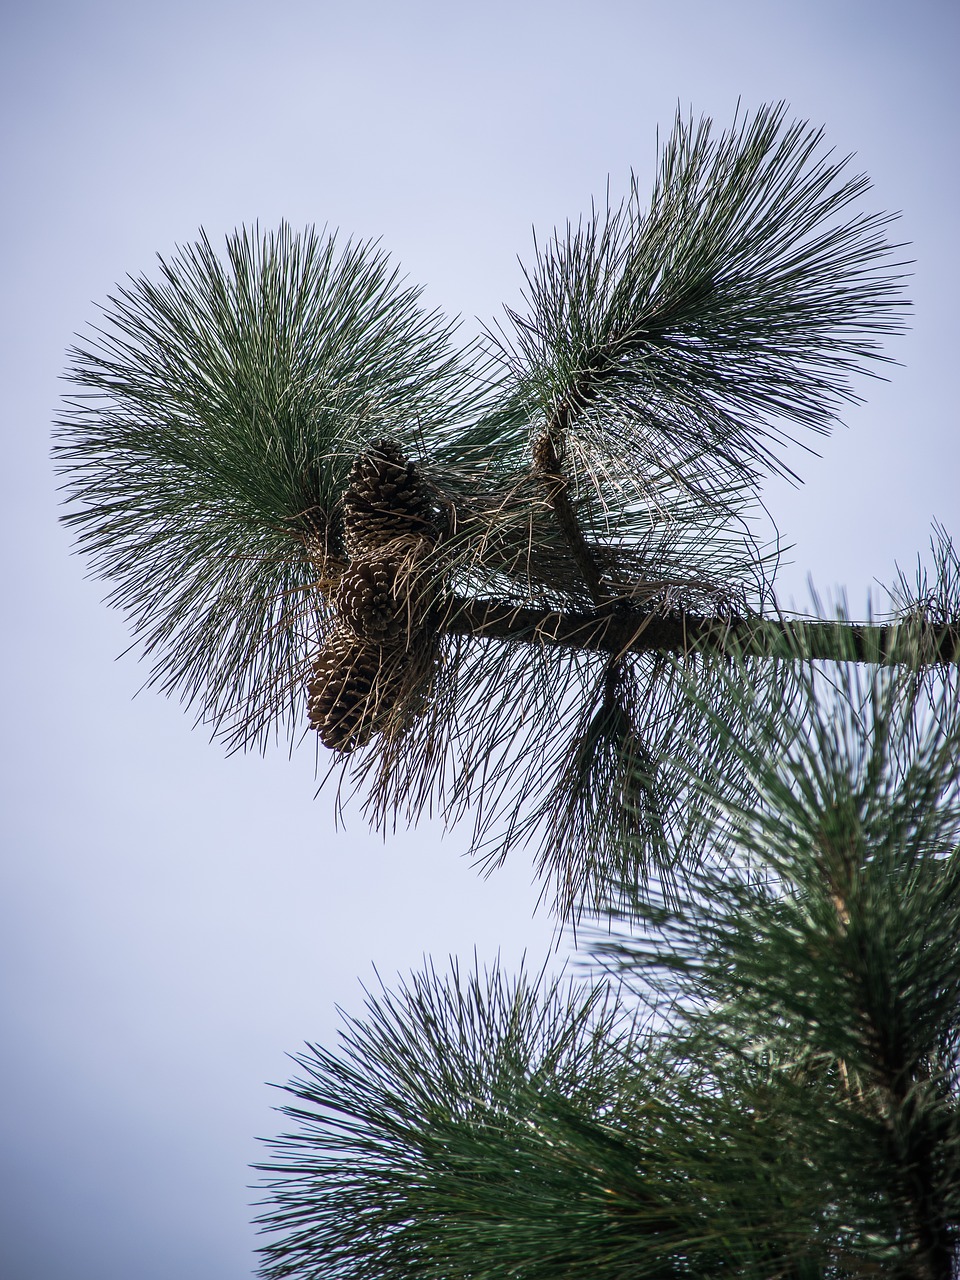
[307,440,442,752]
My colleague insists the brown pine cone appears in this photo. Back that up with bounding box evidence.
[342,438,438,558]
[307,623,410,752]
[336,558,405,642]
[307,618,442,753]
[340,541,438,638]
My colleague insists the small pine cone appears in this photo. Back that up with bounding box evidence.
[531,430,554,473]
[337,558,405,642]
[307,623,409,752]
[342,541,439,635]
[342,438,438,558]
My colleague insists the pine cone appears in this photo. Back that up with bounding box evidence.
[307,623,410,752]
[342,438,438,558]
[337,557,405,642]
[307,440,445,749]
[307,619,441,753]
[339,543,438,640]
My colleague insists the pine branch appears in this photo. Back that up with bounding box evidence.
[51,107,938,916]
[442,596,960,667]
[254,958,841,1279]
[532,417,611,606]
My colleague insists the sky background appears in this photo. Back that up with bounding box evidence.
[1,1,957,1276]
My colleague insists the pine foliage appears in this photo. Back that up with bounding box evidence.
[53,226,473,751]
[51,99,960,1277]
[258,662,960,1278]
[51,103,948,919]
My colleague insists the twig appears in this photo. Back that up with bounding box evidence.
[533,412,610,606]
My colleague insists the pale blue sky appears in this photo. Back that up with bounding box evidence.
[2,1,957,1276]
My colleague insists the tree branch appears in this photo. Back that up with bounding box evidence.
[441,597,960,667]
[533,417,610,606]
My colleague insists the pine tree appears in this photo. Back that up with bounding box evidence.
[53,104,960,1275]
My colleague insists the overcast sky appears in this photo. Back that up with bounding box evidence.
[2,1,958,1276]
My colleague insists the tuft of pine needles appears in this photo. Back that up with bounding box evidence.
[254,959,656,1280]
[54,224,479,749]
